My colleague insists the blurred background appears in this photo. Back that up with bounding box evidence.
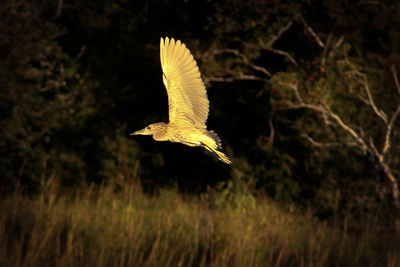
[1,0,400,220]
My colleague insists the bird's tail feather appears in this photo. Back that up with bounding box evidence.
[213,150,231,165]
[200,131,231,164]
[205,130,222,149]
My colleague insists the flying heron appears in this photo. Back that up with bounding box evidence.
[131,37,231,164]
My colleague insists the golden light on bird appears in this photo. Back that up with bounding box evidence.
[131,37,231,164]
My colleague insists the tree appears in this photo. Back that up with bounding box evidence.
[0,1,96,188]
[200,3,400,215]
[272,35,400,211]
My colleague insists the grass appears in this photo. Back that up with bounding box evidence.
[0,177,399,267]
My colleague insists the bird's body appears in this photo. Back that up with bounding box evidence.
[132,37,231,165]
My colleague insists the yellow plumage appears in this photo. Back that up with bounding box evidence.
[132,37,231,165]
[160,37,209,127]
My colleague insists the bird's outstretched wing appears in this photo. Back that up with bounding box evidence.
[160,37,209,128]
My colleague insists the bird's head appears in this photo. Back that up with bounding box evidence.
[130,122,167,138]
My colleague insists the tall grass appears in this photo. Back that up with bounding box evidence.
[0,177,399,267]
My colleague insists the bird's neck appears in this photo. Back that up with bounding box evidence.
[152,123,169,141]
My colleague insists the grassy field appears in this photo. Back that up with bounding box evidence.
[1,177,399,267]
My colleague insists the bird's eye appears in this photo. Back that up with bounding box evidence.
[148,126,152,130]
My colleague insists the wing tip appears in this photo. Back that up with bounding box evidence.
[161,36,185,48]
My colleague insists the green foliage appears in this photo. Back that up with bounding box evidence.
[0,1,96,187]
[98,127,142,182]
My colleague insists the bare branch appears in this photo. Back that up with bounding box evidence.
[321,110,336,127]
[301,133,339,147]
[356,93,371,106]
[265,17,297,48]
[268,114,275,142]
[203,76,234,83]
[301,133,360,148]
[370,138,400,209]
[344,70,388,124]
[259,114,276,148]
[277,81,304,103]
[203,74,268,85]
[239,74,268,81]
[333,36,345,51]
[361,74,388,124]
[53,0,63,20]
[391,65,400,95]
[265,47,298,67]
[321,34,332,65]
[276,103,326,113]
[328,111,370,154]
[76,44,86,60]
[214,49,246,61]
[293,85,304,104]
[214,49,272,77]
[383,104,400,155]
[382,66,400,155]
[297,15,325,48]
[250,64,272,77]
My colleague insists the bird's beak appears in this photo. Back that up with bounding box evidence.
[130,128,147,135]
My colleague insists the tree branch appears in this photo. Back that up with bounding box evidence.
[265,47,298,67]
[301,133,360,148]
[344,70,388,124]
[203,74,268,85]
[370,138,400,209]
[268,114,275,143]
[277,80,370,154]
[53,0,63,20]
[277,81,304,103]
[297,15,325,48]
[391,65,400,95]
[382,65,400,156]
[326,111,370,154]
[214,49,272,77]
[383,103,400,156]
[265,17,297,48]
[76,44,86,60]
[301,134,339,147]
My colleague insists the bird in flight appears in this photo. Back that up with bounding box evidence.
[131,37,231,164]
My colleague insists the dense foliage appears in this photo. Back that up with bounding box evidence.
[2,0,400,220]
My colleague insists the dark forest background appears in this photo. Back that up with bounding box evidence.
[2,0,400,221]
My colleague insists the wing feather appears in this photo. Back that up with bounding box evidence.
[160,37,209,127]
